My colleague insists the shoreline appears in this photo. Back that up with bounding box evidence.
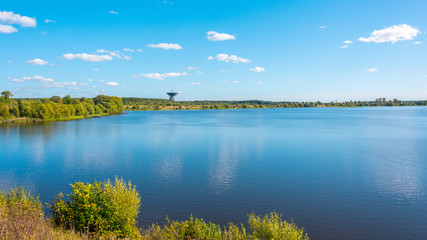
[0,113,115,125]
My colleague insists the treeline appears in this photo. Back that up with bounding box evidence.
[0,91,124,122]
[0,179,309,239]
[122,97,427,111]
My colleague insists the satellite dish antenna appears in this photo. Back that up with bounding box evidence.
[166,90,179,101]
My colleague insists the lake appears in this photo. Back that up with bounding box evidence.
[1,107,427,239]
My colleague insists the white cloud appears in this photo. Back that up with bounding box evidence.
[0,11,37,27]
[414,41,422,45]
[208,54,250,63]
[0,24,17,34]
[207,31,236,41]
[319,26,328,29]
[109,11,119,15]
[88,79,93,82]
[340,45,349,48]
[359,24,420,43]
[187,66,198,70]
[147,43,182,50]
[7,60,13,63]
[249,66,265,72]
[137,72,188,80]
[255,81,263,84]
[11,75,54,83]
[44,82,78,88]
[44,19,55,23]
[96,49,131,60]
[80,83,88,86]
[105,82,119,86]
[26,58,48,65]
[123,48,134,52]
[189,82,201,86]
[63,53,113,62]
[137,49,143,53]
[99,79,105,82]
[93,68,99,71]
[344,40,353,44]
[367,67,378,72]
[232,81,240,84]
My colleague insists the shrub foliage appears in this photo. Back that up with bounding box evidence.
[145,212,308,240]
[50,177,140,238]
[1,181,309,239]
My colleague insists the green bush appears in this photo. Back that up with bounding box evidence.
[0,187,84,239]
[145,212,308,240]
[50,177,141,238]
[147,215,247,240]
[248,212,309,240]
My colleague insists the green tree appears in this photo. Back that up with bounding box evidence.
[1,91,13,100]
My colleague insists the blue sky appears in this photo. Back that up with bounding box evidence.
[1,0,426,101]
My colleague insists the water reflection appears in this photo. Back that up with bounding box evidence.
[363,112,426,201]
[1,108,427,240]
[208,131,247,195]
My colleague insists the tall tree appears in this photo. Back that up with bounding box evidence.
[1,91,13,100]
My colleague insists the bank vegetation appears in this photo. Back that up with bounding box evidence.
[0,178,309,240]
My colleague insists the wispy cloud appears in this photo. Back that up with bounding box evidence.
[359,24,420,43]
[414,41,422,45]
[319,26,328,29]
[44,19,55,23]
[105,82,119,86]
[147,43,182,50]
[207,31,236,41]
[123,48,134,52]
[26,58,49,65]
[96,49,131,60]
[109,11,119,15]
[340,40,353,48]
[187,66,198,70]
[63,53,113,62]
[11,75,54,83]
[134,72,189,80]
[208,54,250,63]
[249,67,265,72]
[0,11,37,27]
[189,82,201,86]
[44,82,78,88]
[232,81,240,84]
[367,67,378,72]
[255,81,263,84]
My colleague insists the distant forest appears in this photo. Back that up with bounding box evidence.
[0,91,123,123]
[2,90,427,123]
[122,97,427,111]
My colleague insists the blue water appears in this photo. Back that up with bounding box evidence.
[1,107,427,239]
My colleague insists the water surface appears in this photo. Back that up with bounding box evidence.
[1,107,427,239]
